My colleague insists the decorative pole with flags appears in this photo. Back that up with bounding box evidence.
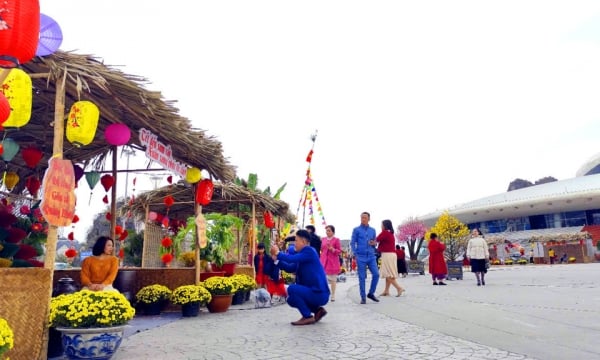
[296,130,326,229]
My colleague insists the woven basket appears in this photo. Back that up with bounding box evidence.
[0,268,52,360]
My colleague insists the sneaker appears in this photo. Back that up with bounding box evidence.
[367,293,379,302]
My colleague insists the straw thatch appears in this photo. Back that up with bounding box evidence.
[3,51,235,194]
[121,182,295,223]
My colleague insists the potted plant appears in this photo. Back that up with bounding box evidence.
[205,213,243,274]
[170,285,212,317]
[229,274,256,304]
[202,276,238,313]
[135,284,172,315]
[48,290,136,360]
[0,318,14,359]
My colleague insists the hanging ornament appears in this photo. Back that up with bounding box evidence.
[73,164,84,187]
[0,0,40,67]
[161,216,170,228]
[104,123,131,146]
[25,176,41,197]
[196,179,213,206]
[65,248,77,258]
[105,212,111,221]
[3,171,19,191]
[148,211,157,221]
[66,101,99,147]
[0,92,10,126]
[1,138,19,162]
[100,174,114,192]
[85,171,100,205]
[264,211,275,229]
[102,195,108,204]
[185,167,202,184]
[36,13,63,56]
[115,225,123,235]
[166,175,173,185]
[72,214,79,224]
[1,69,32,128]
[163,195,175,208]
[21,146,43,168]
[68,232,74,241]
[119,230,128,241]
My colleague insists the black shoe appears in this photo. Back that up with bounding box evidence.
[360,298,366,304]
[433,282,438,285]
[482,280,485,286]
[477,282,481,286]
[367,293,379,302]
[438,282,447,285]
[314,307,327,323]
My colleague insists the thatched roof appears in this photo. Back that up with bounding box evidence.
[4,51,235,193]
[122,182,295,223]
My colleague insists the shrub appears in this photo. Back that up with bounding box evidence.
[49,290,135,328]
[135,284,172,304]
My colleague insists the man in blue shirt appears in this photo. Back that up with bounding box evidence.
[271,229,330,325]
[351,211,380,304]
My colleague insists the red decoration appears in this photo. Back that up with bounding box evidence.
[167,175,173,184]
[163,195,174,208]
[0,0,41,67]
[105,212,111,221]
[161,216,169,228]
[118,248,124,259]
[115,225,123,235]
[68,232,74,240]
[104,123,131,146]
[263,211,275,229]
[65,248,77,258]
[72,214,79,223]
[161,253,174,264]
[102,195,109,204]
[6,227,26,243]
[14,244,37,259]
[31,222,42,232]
[21,146,43,168]
[119,230,128,241]
[100,174,114,192]
[161,236,173,247]
[0,92,10,125]
[196,179,214,206]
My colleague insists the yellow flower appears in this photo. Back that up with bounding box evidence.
[170,285,212,305]
[49,290,135,328]
[201,276,236,295]
[229,274,256,292]
[0,318,14,357]
[135,284,172,304]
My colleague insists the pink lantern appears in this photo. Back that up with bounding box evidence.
[104,123,131,146]
[148,211,157,221]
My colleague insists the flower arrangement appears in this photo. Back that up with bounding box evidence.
[135,284,172,304]
[517,259,528,265]
[201,276,237,296]
[178,251,196,267]
[159,236,174,265]
[568,256,576,263]
[491,259,501,265]
[49,290,135,328]
[0,318,14,358]
[281,271,295,284]
[504,259,514,265]
[170,285,212,305]
[229,274,256,292]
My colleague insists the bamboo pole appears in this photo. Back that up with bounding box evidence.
[110,148,117,245]
[251,202,256,265]
[195,184,201,284]
[141,205,149,267]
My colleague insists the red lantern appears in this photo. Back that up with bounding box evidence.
[161,253,173,264]
[21,146,43,168]
[119,230,128,241]
[72,214,79,223]
[0,0,40,67]
[105,212,111,221]
[68,232,74,241]
[118,248,124,259]
[104,123,131,146]
[102,195,109,204]
[25,176,40,197]
[196,179,213,206]
[65,248,77,258]
[0,92,10,125]
[100,174,114,192]
[264,211,275,229]
[115,225,123,235]
[163,195,174,208]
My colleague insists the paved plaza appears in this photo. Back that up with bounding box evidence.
[111,263,600,360]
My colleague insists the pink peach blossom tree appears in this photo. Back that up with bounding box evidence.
[396,217,428,261]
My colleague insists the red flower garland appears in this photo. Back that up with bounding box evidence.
[161,236,173,247]
[161,253,173,264]
[65,248,77,258]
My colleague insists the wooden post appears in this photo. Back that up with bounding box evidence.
[251,202,256,263]
[110,149,117,243]
[141,205,149,267]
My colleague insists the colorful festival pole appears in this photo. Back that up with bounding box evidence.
[296,130,326,229]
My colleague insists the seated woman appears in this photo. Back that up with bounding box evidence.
[80,236,119,291]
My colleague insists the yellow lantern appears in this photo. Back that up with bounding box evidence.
[66,101,100,147]
[185,167,202,184]
[3,171,19,191]
[1,68,32,129]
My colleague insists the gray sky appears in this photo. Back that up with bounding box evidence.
[42,1,600,240]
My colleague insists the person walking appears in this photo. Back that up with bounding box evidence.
[305,225,322,256]
[395,245,408,277]
[466,228,490,286]
[427,232,448,285]
[377,220,405,297]
[320,225,342,302]
[350,211,380,304]
[270,230,329,325]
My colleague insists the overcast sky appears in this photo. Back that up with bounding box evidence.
[42,1,600,240]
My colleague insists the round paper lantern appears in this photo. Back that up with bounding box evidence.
[21,146,43,168]
[1,138,19,161]
[66,101,99,147]
[4,171,19,191]
[0,0,40,67]
[1,68,32,128]
[148,211,157,221]
[264,211,275,229]
[163,195,175,208]
[185,167,202,184]
[100,174,114,192]
[196,179,214,206]
[25,176,41,197]
[36,13,63,56]
[104,123,131,146]
[0,92,10,125]
[85,171,100,190]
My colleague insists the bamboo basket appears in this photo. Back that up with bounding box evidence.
[0,268,52,360]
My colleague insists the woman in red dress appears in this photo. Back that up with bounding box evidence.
[427,232,448,285]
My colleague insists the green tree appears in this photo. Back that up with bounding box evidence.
[427,211,470,262]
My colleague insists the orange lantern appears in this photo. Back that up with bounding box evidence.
[1,68,32,128]
[3,171,19,191]
[66,101,100,147]
[196,179,214,206]
[0,0,40,67]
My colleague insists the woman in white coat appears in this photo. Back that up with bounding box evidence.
[466,228,490,286]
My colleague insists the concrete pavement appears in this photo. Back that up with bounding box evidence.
[107,263,600,359]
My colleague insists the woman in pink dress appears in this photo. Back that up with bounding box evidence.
[320,225,342,301]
